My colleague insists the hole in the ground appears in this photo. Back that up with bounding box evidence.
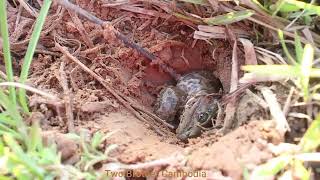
[152,70,223,142]
[121,39,229,143]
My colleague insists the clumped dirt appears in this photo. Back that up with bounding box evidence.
[98,112,182,162]
[2,0,310,179]
[187,121,279,179]
[94,112,279,179]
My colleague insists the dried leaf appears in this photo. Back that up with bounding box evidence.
[239,38,257,65]
[239,73,287,83]
[178,0,208,5]
[261,87,290,135]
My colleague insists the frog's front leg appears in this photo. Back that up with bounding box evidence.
[176,97,202,141]
[154,86,184,125]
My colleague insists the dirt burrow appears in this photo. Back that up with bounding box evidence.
[29,35,273,179]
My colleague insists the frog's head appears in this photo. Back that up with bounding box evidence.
[176,94,219,142]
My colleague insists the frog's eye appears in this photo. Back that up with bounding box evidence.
[198,113,209,123]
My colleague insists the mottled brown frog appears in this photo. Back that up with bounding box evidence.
[154,71,222,141]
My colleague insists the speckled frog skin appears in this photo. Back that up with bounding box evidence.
[154,71,222,141]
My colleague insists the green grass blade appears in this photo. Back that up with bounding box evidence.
[0,91,23,126]
[0,0,16,105]
[299,115,320,152]
[251,155,291,178]
[0,90,28,140]
[299,44,314,101]
[270,0,287,16]
[203,10,254,25]
[0,112,18,126]
[284,0,320,15]
[293,159,310,180]
[270,0,320,14]
[0,123,22,139]
[0,139,4,155]
[295,31,304,63]
[289,10,317,18]
[3,134,24,154]
[4,134,45,178]
[251,0,270,13]
[91,130,117,150]
[243,167,250,180]
[18,0,52,113]
[91,132,103,150]
[27,121,41,153]
[242,65,299,77]
[38,147,60,164]
[278,30,297,65]
[310,68,320,77]
[270,0,301,14]
[0,176,13,180]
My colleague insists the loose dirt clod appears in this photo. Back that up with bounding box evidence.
[42,131,79,163]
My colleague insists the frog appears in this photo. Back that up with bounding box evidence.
[154,86,185,124]
[176,93,220,141]
[154,71,222,141]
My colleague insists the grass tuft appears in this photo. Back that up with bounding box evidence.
[18,0,52,113]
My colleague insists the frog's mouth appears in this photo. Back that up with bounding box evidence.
[177,126,202,142]
[176,94,217,141]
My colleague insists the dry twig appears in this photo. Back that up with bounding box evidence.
[55,0,156,61]
[283,87,295,116]
[67,10,94,48]
[131,104,175,130]
[239,38,257,65]
[16,0,38,17]
[58,61,75,133]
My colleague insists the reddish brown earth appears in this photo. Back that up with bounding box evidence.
[98,113,278,179]
[3,0,307,179]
